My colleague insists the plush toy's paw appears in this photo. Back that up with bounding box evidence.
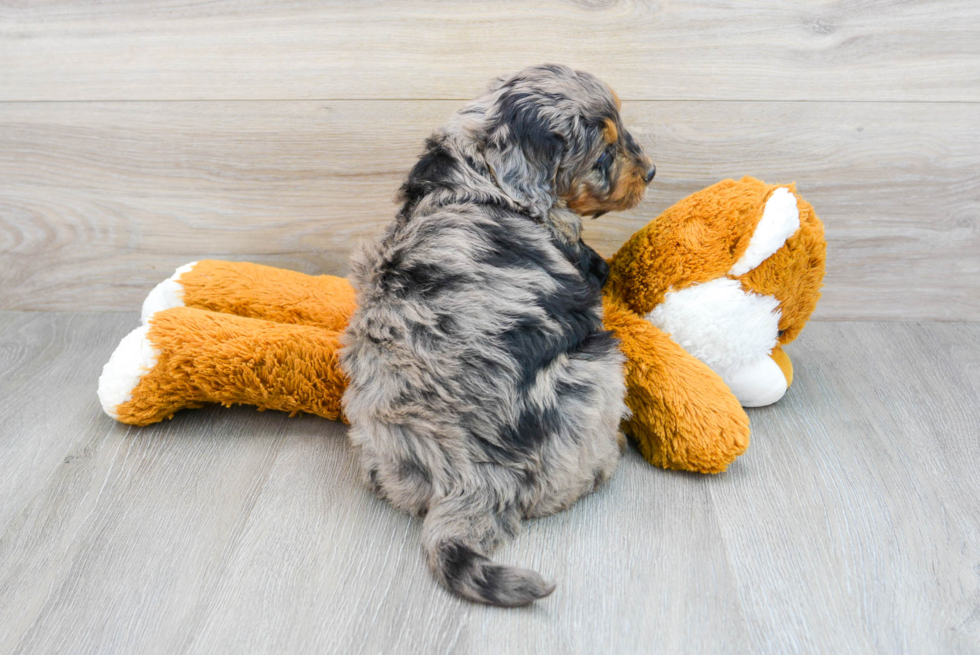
[100,261,195,420]
[725,355,788,407]
[727,346,794,408]
[624,354,751,474]
[141,261,197,323]
[97,325,160,419]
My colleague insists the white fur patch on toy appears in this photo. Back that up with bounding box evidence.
[141,261,197,324]
[97,325,160,418]
[646,278,781,380]
[729,188,800,276]
[724,355,789,407]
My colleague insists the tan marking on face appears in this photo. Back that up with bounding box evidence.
[603,118,618,144]
[566,186,606,215]
[565,159,648,216]
[610,88,622,110]
[609,164,648,210]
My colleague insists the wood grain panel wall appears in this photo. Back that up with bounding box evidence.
[3,0,979,101]
[1,1,978,319]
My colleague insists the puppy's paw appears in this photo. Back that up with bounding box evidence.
[141,261,197,324]
[97,325,160,419]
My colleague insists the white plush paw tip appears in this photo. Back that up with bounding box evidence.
[723,355,789,408]
[141,261,197,324]
[97,325,160,419]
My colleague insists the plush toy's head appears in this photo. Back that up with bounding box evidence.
[607,177,825,345]
[606,177,826,409]
[596,177,825,473]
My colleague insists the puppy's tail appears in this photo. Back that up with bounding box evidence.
[422,492,556,607]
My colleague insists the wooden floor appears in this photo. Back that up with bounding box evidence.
[0,312,977,655]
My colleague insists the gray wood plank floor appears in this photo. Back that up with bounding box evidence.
[0,312,977,654]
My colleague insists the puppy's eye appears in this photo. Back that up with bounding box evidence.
[593,151,611,170]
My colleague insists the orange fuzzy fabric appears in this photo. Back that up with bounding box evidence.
[606,176,825,348]
[770,346,794,387]
[607,177,777,315]
[604,298,749,473]
[604,177,825,472]
[114,316,349,426]
[740,190,826,346]
[180,260,357,330]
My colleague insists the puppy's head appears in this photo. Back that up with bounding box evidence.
[472,64,655,219]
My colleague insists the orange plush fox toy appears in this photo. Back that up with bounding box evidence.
[99,177,825,474]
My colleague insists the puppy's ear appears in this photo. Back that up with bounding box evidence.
[482,95,564,219]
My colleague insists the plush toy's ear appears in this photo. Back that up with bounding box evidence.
[481,89,564,220]
[738,187,826,346]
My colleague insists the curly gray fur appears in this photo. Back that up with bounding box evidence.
[341,64,655,607]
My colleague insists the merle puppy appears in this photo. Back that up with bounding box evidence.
[341,64,656,606]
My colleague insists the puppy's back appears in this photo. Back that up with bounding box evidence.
[342,205,622,606]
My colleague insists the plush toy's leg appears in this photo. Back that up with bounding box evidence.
[98,306,347,426]
[142,260,356,331]
[604,299,750,474]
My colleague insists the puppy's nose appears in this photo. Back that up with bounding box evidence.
[644,164,656,184]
